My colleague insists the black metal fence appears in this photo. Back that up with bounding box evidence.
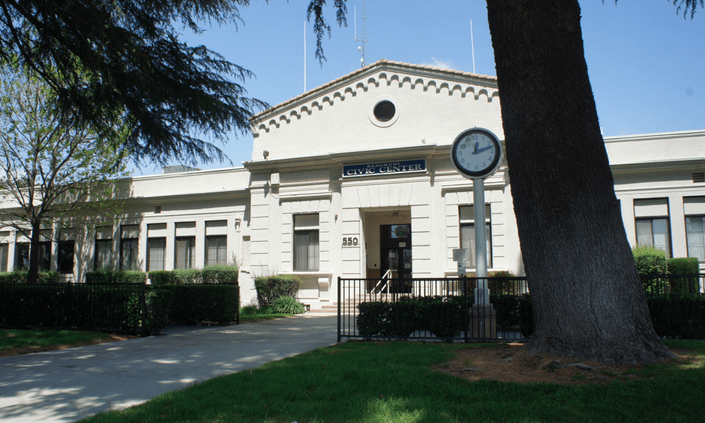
[338,274,705,343]
[640,273,705,297]
[0,283,158,336]
[337,276,531,343]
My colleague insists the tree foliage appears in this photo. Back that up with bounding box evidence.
[0,63,129,283]
[0,0,266,165]
[671,0,704,18]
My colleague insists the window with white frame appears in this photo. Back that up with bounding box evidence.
[459,205,492,268]
[634,199,671,257]
[15,241,51,271]
[205,236,227,266]
[0,243,7,272]
[120,225,139,270]
[147,223,167,271]
[147,238,166,271]
[205,220,228,266]
[294,214,319,271]
[175,237,195,269]
[175,222,196,269]
[684,197,705,262]
[94,226,113,271]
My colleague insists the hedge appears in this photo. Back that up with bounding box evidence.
[356,293,701,340]
[86,270,147,284]
[163,284,239,325]
[0,283,172,336]
[255,275,302,308]
[0,271,59,284]
[356,294,533,339]
[667,258,701,294]
[149,266,239,285]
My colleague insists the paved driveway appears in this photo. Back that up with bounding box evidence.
[0,314,338,423]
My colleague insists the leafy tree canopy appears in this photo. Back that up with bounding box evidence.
[0,0,267,166]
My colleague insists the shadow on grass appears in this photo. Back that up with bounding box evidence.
[79,340,705,423]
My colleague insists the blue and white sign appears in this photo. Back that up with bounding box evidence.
[343,159,426,178]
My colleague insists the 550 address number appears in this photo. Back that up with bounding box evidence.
[342,237,359,246]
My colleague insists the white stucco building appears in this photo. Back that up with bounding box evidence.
[1,60,704,308]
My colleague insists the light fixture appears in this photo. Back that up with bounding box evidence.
[263,150,269,160]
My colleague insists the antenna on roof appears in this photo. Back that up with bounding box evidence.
[470,19,476,74]
[355,1,368,67]
[304,20,307,92]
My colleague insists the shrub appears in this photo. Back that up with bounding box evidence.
[86,270,146,284]
[632,245,668,275]
[667,257,701,294]
[0,270,59,284]
[0,283,171,335]
[254,275,302,307]
[633,245,668,294]
[201,265,239,284]
[271,296,306,314]
[357,302,391,337]
[164,284,239,325]
[488,270,520,295]
[647,296,705,339]
[170,269,202,284]
[148,271,172,285]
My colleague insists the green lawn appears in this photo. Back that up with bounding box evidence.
[0,328,117,353]
[80,340,705,423]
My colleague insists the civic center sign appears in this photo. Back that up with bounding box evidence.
[343,159,426,178]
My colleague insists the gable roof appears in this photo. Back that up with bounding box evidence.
[249,59,498,127]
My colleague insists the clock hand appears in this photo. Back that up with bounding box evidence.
[473,141,479,154]
[476,145,494,154]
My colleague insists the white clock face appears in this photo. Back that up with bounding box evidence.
[451,129,501,178]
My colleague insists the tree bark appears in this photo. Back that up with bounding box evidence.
[27,220,41,284]
[486,0,673,363]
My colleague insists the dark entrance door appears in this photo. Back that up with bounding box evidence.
[380,224,412,293]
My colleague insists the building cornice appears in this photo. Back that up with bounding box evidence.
[244,144,441,173]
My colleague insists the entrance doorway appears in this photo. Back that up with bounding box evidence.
[380,224,412,293]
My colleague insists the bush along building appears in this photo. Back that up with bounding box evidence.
[0,60,703,309]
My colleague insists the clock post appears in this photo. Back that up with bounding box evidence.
[450,127,502,339]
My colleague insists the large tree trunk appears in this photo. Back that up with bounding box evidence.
[485,0,672,363]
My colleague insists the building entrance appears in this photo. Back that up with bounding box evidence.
[380,224,412,293]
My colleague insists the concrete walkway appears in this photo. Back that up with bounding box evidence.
[0,314,338,423]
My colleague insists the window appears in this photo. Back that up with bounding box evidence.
[634,199,671,257]
[686,216,705,261]
[294,214,319,271]
[58,241,75,274]
[94,240,112,271]
[15,242,51,271]
[373,100,396,122]
[459,205,492,268]
[175,237,195,269]
[205,220,228,266]
[147,238,166,271]
[94,226,113,271]
[120,225,139,270]
[0,243,7,272]
[685,197,705,262]
[205,236,227,266]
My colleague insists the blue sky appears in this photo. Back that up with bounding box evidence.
[135,1,705,174]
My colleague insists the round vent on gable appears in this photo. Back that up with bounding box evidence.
[373,100,395,122]
[369,96,400,128]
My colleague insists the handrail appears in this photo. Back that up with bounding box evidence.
[372,269,393,295]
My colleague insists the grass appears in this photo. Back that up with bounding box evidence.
[79,340,705,423]
[238,305,301,323]
[0,328,116,352]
